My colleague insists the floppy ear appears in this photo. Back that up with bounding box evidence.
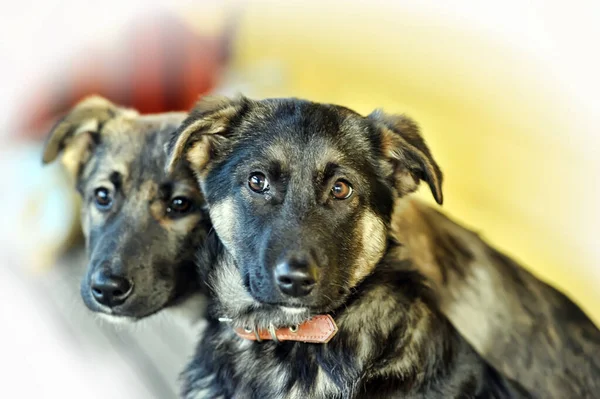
[42,95,125,177]
[166,95,248,176]
[369,110,444,205]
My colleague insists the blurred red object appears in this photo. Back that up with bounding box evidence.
[19,12,237,140]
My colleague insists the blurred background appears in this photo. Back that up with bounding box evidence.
[1,0,599,397]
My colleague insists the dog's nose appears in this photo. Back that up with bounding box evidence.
[90,270,133,307]
[274,254,319,297]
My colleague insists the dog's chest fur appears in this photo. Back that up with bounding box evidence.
[182,257,520,399]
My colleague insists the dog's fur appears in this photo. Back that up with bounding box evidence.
[390,198,600,398]
[168,96,529,398]
[42,96,210,322]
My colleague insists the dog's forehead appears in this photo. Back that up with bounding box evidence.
[235,101,375,168]
[103,113,181,154]
[86,113,189,187]
[246,100,368,137]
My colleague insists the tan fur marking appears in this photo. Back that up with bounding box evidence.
[193,95,237,114]
[380,125,395,156]
[42,95,139,165]
[350,211,387,287]
[167,119,211,173]
[60,132,94,179]
[80,207,91,239]
[77,95,117,109]
[144,181,203,233]
[186,137,213,175]
[209,197,237,253]
[100,115,137,139]
[390,198,444,287]
[395,170,419,196]
[167,97,242,174]
[265,142,288,163]
[161,212,203,235]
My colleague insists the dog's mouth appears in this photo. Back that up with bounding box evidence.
[91,287,202,323]
[87,301,163,320]
[246,283,320,311]
[279,305,309,315]
[258,302,310,311]
[243,273,350,317]
[248,298,339,322]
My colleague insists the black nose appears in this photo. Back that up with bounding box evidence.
[274,254,319,297]
[90,270,133,307]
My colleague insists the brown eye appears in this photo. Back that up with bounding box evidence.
[331,180,353,200]
[248,172,269,193]
[167,197,193,215]
[94,187,113,210]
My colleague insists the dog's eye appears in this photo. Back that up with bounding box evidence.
[94,187,113,210]
[167,197,194,215]
[331,179,353,200]
[248,172,270,193]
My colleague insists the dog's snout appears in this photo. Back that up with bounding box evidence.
[274,254,319,297]
[90,270,133,308]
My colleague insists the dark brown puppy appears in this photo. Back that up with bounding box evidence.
[390,198,600,398]
[43,96,210,322]
[167,96,528,398]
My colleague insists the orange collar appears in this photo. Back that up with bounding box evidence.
[231,315,338,344]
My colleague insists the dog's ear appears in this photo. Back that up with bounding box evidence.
[166,95,248,176]
[42,95,125,177]
[369,110,443,205]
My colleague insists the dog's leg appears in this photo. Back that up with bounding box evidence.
[391,198,600,398]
